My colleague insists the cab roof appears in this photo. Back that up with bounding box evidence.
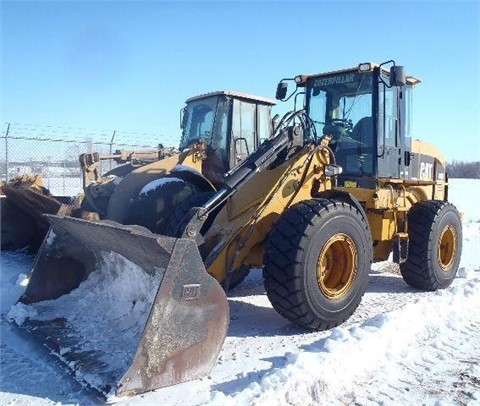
[186,91,276,105]
[297,63,422,86]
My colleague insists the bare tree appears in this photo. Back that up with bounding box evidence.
[447,161,480,179]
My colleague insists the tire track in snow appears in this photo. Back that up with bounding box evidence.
[209,273,480,406]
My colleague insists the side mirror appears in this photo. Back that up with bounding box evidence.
[276,82,288,100]
[390,65,406,87]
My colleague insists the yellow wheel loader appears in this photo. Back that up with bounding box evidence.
[12,62,462,398]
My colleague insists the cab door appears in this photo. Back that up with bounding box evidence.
[377,73,413,180]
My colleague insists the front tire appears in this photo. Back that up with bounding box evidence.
[263,199,372,330]
[164,191,215,237]
[165,192,249,290]
[400,200,462,290]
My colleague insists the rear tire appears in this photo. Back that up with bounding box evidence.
[125,178,200,234]
[400,200,462,290]
[263,199,372,330]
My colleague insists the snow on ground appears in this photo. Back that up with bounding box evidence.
[1,178,479,406]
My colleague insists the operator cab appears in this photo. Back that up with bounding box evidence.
[180,91,276,186]
[278,62,421,188]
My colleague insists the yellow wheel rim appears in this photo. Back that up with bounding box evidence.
[438,225,457,271]
[317,233,358,299]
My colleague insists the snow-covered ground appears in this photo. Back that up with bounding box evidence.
[1,178,479,406]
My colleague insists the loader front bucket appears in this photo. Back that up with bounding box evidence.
[10,215,229,399]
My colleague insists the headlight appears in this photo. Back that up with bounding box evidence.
[324,164,343,176]
[358,62,372,72]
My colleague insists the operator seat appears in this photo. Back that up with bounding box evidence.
[351,116,372,144]
[349,116,374,175]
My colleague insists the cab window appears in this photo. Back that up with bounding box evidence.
[232,100,256,162]
[378,82,398,148]
[257,104,271,145]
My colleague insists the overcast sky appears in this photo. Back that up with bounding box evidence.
[1,0,479,161]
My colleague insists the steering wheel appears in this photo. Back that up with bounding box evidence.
[323,119,352,142]
[330,118,353,131]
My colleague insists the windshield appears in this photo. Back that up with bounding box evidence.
[307,71,374,176]
[180,96,230,162]
[308,71,372,131]
[181,97,218,147]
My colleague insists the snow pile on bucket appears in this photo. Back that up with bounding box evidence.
[8,252,164,395]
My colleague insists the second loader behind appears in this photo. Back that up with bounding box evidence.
[1,91,276,252]
[11,61,462,399]
[79,90,277,234]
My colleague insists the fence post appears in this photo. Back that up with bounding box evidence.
[4,122,10,181]
[63,159,66,195]
[109,130,116,171]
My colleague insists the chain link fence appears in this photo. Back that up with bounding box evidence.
[1,122,179,197]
